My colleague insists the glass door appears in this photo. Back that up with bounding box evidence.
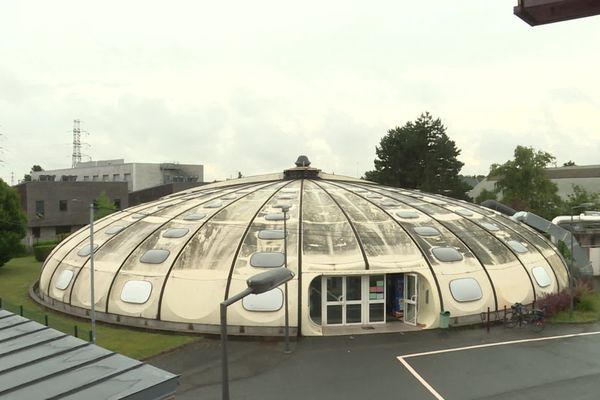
[404,273,418,325]
[323,276,363,325]
[367,275,385,323]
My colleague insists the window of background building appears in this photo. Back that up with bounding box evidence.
[35,200,45,217]
[124,173,131,181]
[32,227,40,239]
[55,225,71,235]
[59,200,68,212]
[113,174,120,181]
[114,199,121,209]
[92,175,99,181]
[102,174,109,181]
[83,176,90,181]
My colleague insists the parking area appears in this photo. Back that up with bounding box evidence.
[148,323,600,400]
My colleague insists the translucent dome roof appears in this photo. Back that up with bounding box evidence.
[35,162,568,336]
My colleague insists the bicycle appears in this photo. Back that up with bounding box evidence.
[504,303,545,332]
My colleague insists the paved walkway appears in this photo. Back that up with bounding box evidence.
[148,322,600,399]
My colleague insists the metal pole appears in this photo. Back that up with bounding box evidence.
[283,207,290,354]
[220,302,229,400]
[570,209,574,318]
[220,287,253,400]
[89,203,96,343]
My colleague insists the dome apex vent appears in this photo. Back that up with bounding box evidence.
[284,155,321,179]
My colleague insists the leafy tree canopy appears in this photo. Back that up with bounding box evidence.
[0,179,26,267]
[94,191,117,220]
[563,160,576,167]
[364,112,470,200]
[561,184,600,214]
[23,165,43,182]
[489,146,561,219]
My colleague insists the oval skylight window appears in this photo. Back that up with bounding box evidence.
[204,201,223,209]
[242,288,283,312]
[131,213,147,220]
[507,240,528,253]
[77,244,98,257]
[449,278,483,302]
[250,252,285,268]
[222,195,237,200]
[105,225,124,235]
[532,266,551,288]
[265,213,289,221]
[258,230,287,240]
[140,249,170,264]
[121,280,152,304]
[413,226,441,237]
[183,213,206,221]
[380,201,399,207]
[455,208,473,217]
[396,210,419,219]
[432,247,463,262]
[55,270,74,290]
[163,228,190,238]
[272,204,292,210]
[277,194,295,200]
[481,222,500,232]
[427,198,447,205]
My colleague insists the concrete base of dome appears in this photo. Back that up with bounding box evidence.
[30,280,299,337]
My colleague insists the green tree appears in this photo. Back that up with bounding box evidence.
[563,160,576,167]
[94,191,117,220]
[0,178,26,267]
[489,146,561,219]
[475,188,497,204]
[364,112,470,200]
[22,165,43,182]
[561,184,600,213]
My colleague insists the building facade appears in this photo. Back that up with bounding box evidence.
[31,159,204,192]
[15,181,128,244]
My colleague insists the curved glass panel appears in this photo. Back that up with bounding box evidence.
[140,249,170,264]
[121,280,152,304]
[432,247,463,262]
[250,252,285,268]
[55,270,74,290]
[204,201,223,209]
[242,288,283,311]
[450,278,482,302]
[162,228,190,238]
[532,266,551,287]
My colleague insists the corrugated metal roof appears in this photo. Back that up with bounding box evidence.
[0,309,178,400]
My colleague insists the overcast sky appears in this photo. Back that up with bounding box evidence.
[1,1,599,184]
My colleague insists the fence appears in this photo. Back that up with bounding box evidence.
[0,297,94,341]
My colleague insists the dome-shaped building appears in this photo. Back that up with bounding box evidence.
[34,158,568,336]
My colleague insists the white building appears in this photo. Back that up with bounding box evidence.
[469,165,600,201]
[31,159,204,192]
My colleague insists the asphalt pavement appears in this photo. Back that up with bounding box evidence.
[147,322,600,400]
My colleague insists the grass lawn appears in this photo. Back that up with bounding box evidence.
[551,291,600,323]
[0,256,198,359]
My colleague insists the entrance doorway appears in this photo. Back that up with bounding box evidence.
[321,275,386,326]
[308,273,420,330]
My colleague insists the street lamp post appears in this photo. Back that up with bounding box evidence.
[89,202,96,343]
[220,268,294,400]
[281,205,291,354]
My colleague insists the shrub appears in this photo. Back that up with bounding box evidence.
[574,278,594,300]
[33,241,59,262]
[536,290,571,316]
[575,293,597,312]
